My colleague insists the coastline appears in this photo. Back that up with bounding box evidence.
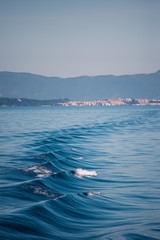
[0,97,160,107]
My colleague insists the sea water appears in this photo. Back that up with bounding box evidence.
[0,106,160,240]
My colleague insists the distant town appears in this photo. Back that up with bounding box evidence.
[57,98,160,106]
[0,97,160,107]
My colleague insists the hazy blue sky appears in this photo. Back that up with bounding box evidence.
[0,0,160,77]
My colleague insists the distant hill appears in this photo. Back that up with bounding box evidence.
[0,70,160,100]
[0,98,69,107]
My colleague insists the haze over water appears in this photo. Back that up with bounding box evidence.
[0,106,160,239]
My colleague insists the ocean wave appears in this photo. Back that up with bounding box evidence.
[71,168,98,178]
[24,184,63,199]
[0,106,160,240]
[83,192,100,197]
[21,165,53,178]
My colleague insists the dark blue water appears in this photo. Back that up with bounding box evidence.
[0,106,160,240]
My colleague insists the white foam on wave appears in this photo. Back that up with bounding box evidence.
[83,192,100,197]
[32,186,55,197]
[26,185,61,198]
[71,148,78,151]
[74,157,84,160]
[84,192,94,196]
[74,168,97,178]
[22,165,52,178]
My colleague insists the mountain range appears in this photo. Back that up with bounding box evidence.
[0,70,160,100]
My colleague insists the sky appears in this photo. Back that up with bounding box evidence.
[0,0,160,77]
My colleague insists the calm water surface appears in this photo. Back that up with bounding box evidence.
[0,106,160,240]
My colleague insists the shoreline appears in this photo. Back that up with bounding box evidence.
[0,97,160,107]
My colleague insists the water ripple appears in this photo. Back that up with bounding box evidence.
[0,106,160,239]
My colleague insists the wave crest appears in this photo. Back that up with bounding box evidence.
[20,165,53,178]
[73,168,97,178]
